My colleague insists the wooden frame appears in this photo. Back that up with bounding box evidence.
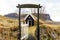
[17,4,42,8]
[16,4,42,40]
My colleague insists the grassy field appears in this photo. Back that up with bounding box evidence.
[28,20,60,40]
[0,15,60,40]
[28,26,36,35]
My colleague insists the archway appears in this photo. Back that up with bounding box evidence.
[16,4,42,40]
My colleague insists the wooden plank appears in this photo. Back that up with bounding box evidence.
[17,4,42,8]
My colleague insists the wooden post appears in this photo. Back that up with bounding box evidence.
[37,4,40,40]
[16,4,21,40]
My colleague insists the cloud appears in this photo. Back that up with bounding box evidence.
[0,0,16,15]
[0,0,60,21]
[45,3,60,21]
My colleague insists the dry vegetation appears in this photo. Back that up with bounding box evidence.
[0,16,19,40]
[0,15,60,40]
[28,20,60,40]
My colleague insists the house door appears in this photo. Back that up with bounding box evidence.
[28,20,32,26]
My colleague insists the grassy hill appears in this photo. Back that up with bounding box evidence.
[0,15,19,40]
[0,15,60,40]
[28,20,60,40]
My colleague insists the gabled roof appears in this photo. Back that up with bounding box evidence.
[24,14,37,21]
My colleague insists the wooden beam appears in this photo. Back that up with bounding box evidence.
[17,4,42,8]
[17,4,21,40]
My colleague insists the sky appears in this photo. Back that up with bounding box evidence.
[0,0,60,21]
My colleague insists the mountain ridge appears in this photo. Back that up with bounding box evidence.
[4,13,52,21]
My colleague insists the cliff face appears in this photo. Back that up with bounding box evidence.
[5,13,52,21]
[5,13,19,19]
[32,13,52,21]
[39,14,51,20]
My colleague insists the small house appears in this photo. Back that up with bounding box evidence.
[21,14,37,26]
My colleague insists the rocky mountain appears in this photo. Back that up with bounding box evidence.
[4,13,52,21]
[5,13,19,19]
[32,13,52,21]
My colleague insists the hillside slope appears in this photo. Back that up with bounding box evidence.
[0,15,60,40]
[0,15,19,40]
[35,20,60,40]
[0,15,18,28]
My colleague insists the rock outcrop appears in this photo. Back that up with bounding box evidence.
[5,13,19,19]
[5,13,52,21]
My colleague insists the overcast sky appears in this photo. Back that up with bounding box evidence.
[0,0,60,21]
